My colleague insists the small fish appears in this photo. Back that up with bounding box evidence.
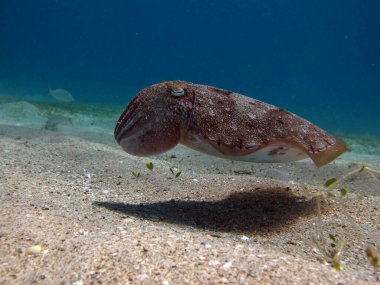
[49,88,74,102]
[114,81,348,167]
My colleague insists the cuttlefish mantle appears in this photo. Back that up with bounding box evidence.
[115,81,348,167]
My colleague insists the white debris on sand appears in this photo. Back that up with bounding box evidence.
[26,245,42,256]
[240,235,250,242]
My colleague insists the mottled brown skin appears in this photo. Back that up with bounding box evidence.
[115,81,348,167]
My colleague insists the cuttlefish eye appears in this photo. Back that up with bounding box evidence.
[170,87,185,97]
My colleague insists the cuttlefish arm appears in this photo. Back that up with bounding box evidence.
[115,81,348,167]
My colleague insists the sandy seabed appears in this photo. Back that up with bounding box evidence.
[0,100,379,284]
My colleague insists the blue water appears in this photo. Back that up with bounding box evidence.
[1,1,379,135]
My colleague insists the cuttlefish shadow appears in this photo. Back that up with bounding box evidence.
[95,188,323,233]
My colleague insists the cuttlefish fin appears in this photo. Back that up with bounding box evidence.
[309,137,349,167]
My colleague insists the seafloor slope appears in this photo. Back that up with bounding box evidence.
[0,100,379,284]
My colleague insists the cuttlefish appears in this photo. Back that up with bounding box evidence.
[115,81,348,167]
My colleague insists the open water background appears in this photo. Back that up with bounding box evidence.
[0,1,379,135]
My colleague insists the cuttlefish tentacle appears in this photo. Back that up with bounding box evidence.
[115,80,348,167]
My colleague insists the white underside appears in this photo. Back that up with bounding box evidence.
[226,142,308,163]
[182,135,309,163]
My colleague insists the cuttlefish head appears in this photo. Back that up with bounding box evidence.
[114,81,193,156]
